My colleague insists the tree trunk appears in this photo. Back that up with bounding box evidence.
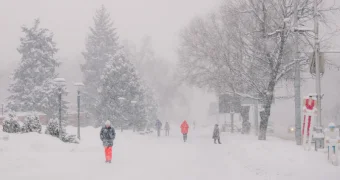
[241,106,250,134]
[258,91,274,140]
[258,110,268,140]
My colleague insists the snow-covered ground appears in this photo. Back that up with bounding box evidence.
[0,126,339,180]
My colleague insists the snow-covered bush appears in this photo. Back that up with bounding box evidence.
[45,119,61,137]
[61,134,79,144]
[45,119,79,143]
[21,114,42,133]
[2,112,21,133]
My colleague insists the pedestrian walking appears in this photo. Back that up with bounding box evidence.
[213,124,221,144]
[325,122,340,165]
[155,119,162,137]
[100,120,116,163]
[164,122,170,136]
[180,120,189,142]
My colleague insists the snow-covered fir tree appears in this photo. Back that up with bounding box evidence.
[7,19,68,119]
[34,79,69,120]
[122,40,159,125]
[81,5,121,125]
[140,83,158,126]
[124,37,189,123]
[97,52,147,129]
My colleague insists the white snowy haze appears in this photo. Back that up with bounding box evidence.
[2,1,340,179]
[1,0,340,135]
[0,0,220,124]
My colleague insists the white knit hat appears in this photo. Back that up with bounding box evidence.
[329,122,335,128]
[105,120,111,126]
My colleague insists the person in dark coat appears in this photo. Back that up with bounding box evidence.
[155,119,162,137]
[100,120,116,163]
[164,122,170,136]
[213,124,221,144]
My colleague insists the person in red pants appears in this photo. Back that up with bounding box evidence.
[100,120,116,163]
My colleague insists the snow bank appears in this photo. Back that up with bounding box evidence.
[0,130,76,153]
[1,125,339,180]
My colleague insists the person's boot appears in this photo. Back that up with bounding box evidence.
[108,160,111,163]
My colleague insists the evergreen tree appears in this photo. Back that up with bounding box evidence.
[81,5,121,124]
[125,36,186,123]
[97,53,147,129]
[7,19,68,119]
[123,39,158,126]
[140,83,158,127]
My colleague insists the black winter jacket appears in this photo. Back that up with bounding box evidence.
[100,126,116,147]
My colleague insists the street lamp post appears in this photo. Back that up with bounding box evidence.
[74,82,84,140]
[118,97,126,132]
[313,0,322,127]
[1,103,3,117]
[229,102,234,133]
[131,100,138,132]
[54,78,66,139]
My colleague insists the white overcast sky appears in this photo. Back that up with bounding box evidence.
[0,0,220,67]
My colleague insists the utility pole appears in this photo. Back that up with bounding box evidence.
[231,112,234,133]
[314,0,322,127]
[77,90,80,140]
[293,0,302,145]
[230,104,234,133]
[54,78,66,139]
[59,88,62,139]
[254,99,259,136]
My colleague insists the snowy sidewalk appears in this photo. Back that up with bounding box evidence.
[0,127,339,180]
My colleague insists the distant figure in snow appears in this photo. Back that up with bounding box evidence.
[100,120,116,163]
[213,124,221,144]
[164,122,170,136]
[180,120,189,142]
[155,119,162,137]
[325,122,340,164]
[193,121,196,130]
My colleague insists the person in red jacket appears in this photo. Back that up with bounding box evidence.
[180,120,189,142]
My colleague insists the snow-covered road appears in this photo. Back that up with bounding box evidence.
[0,127,339,180]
